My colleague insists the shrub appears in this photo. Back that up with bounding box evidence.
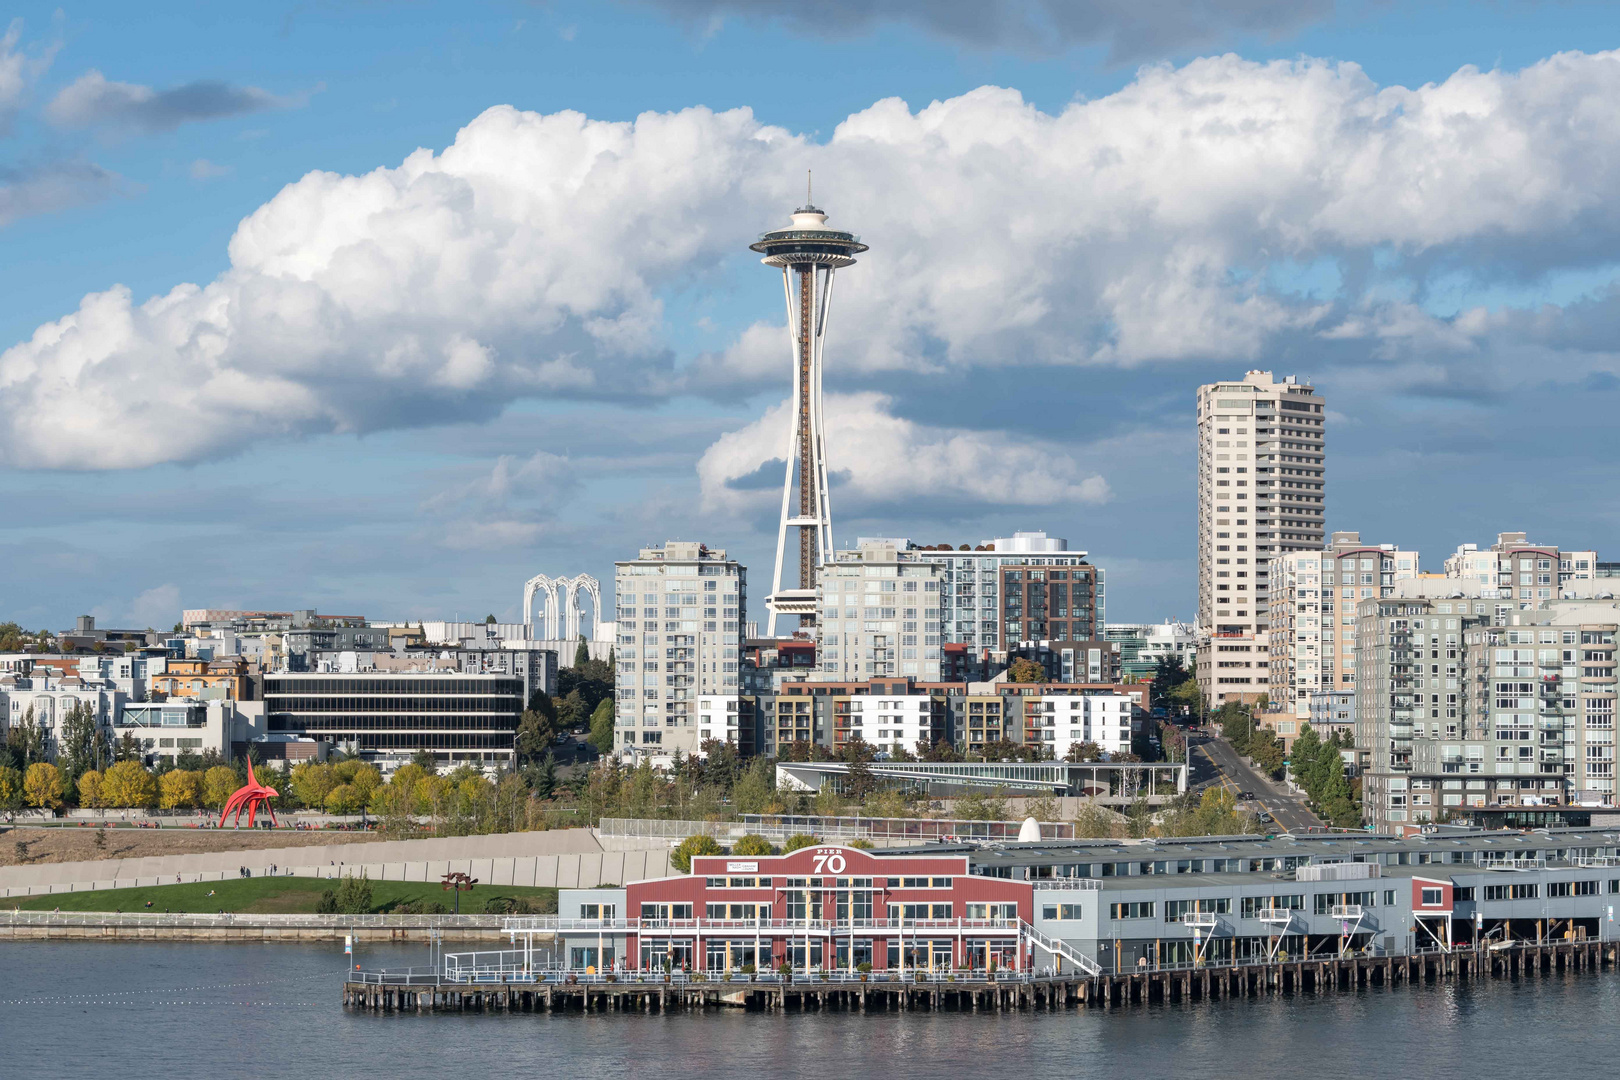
[730,834,775,857]
[781,833,820,853]
[334,872,373,914]
[315,890,339,914]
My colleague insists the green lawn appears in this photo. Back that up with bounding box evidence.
[14,877,558,915]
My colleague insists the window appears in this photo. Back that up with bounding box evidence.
[1420,887,1443,906]
[579,903,617,919]
[966,903,1019,920]
[1040,904,1082,920]
[1109,901,1155,920]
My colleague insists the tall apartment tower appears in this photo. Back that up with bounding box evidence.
[1196,371,1326,706]
[612,542,746,762]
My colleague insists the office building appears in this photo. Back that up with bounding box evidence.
[1267,533,1420,718]
[263,671,524,771]
[613,542,747,762]
[1196,370,1326,706]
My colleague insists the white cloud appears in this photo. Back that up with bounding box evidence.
[697,392,1111,512]
[9,51,1620,468]
[0,20,27,127]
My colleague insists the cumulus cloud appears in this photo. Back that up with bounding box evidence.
[633,0,1333,63]
[46,70,289,132]
[697,392,1111,513]
[9,51,1620,468]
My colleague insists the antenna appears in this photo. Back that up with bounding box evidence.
[807,169,812,206]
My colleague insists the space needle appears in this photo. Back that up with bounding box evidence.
[750,180,867,637]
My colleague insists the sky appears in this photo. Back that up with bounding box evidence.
[4,0,1620,633]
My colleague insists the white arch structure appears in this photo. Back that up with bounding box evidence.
[521,573,603,641]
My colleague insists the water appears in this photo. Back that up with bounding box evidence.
[3,941,1617,1078]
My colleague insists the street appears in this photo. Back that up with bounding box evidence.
[1193,734,1325,834]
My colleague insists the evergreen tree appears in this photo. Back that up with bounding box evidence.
[59,702,109,780]
[536,752,557,799]
[574,635,590,668]
[588,699,616,756]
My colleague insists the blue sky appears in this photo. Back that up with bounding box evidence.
[3,0,1620,632]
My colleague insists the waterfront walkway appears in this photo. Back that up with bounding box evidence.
[343,939,1617,1013]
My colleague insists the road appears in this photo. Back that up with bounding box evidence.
[1194,734,1325,834]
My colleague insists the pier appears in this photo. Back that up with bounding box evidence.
[343,939,1617,1013]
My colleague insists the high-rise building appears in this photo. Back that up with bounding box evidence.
[1266,532,1420,717]
[1444,533,1601,602]
[750,198,867,636]
[812,540,945,682]
[1195,370,1326,706]
[612,542,747,761]
[1356,586,1618,832]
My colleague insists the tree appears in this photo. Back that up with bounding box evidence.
[1168,678,1204,722]
[5,706,47,768]
[100,760,157,808]
[411,749,438,774]
[289,762,341,808]
[23,762,64,810]
[485,614,497,624]
[516,690,559,764]
[1007,657,1047,684]
[535,752,558,799]
[574,635,590,668]
[730,757,775,815]
[76,768,103,808]
[1247,729,1285,778]
[1150,656,1189,710]
[59,701,110,779]
[731,834,775,857]
[671,833,723,872]
[781,833,820,854]
[202,765,240,810]
[588,699,615,757]
[0,765,23,811]
[1290,723,1323,799]
[158,769,201,809]
[1064,741,1103,763]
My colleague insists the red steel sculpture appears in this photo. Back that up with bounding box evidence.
[219,760,280,828]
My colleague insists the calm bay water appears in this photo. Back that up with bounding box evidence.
[2,941,1616,1079]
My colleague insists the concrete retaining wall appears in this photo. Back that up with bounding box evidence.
[0,829,672,897]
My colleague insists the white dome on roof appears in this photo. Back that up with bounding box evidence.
[1018,816,1041,843]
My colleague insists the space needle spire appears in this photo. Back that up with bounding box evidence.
[750,180,867,637]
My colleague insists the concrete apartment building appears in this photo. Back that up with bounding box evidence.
[1103,621,1197,681]
[1444,533,1601,601]
[893,532,1102,658]
[1357,583,1619,832]
[1266,533,1420,722]
[1195,371,1326,706]
[813,540,946,682]
[612,542,747,763]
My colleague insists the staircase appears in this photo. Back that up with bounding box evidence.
[1022,921,1102,977]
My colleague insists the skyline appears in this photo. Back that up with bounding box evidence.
[3,3,1620,630]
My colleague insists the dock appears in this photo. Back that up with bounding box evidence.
[343,939,1617,1013]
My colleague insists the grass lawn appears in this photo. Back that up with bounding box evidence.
[13,877,559,915]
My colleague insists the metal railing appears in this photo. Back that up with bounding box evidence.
[2,910,504,929]
[1030,879,1103,891]
[499,916,1024,935]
